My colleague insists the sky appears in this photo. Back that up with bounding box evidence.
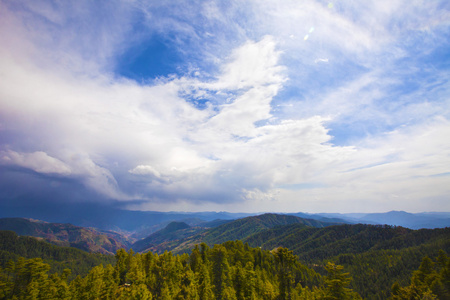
[0,0,449,214]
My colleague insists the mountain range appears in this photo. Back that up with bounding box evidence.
[2,200,449,231]
[313,210,450,229]
[1,209,449,256]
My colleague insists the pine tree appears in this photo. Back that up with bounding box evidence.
[198,263,215,300]
[211,245,233,300]
[83,264,106,300]
[102,264,117,300]
[273,247,297,300]
[323,262,361,300]
[115,248,129,285]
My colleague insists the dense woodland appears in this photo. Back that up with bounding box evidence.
[1,239,360,299]
[0,231,115,279]
[242,224,450,299]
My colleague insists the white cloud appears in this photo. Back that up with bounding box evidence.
[0,0,449,213]
[0,150,71,175]
[129,165,161,177]
[262,117,450,213]
[210,36,285,90]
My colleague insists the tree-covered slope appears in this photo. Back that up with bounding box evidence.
[244,224,450,262]
[198,213,338,246]
[0,230,115,279]
[132,221,204,253]
[137,213,340,255]
[0,218,129,255]
[391,250,450,299]
[243,223,450,299]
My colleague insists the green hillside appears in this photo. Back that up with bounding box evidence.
[0,218,130,255]
[132,222,204,253]
[202,213,335,245]
[160,213,340,254]
[243,223,450,299]
[131,213,334,255]
[0,230,115,279]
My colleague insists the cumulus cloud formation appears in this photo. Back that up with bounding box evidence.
[0,0,449,213]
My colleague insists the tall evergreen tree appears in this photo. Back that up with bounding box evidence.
[323,262,361,300]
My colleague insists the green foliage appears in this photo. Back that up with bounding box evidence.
[243,224,450,299]
[323,262,361,300]
[201,214,326,247]
[390,250,450,299]
[0,230,115,279]
[0,241,341,299]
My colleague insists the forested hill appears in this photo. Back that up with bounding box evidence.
[0,230,114,279]
[0,218,129,255]
[132,213,340,254]
[132,222,204,253]
[243,223,450,299]
[200,213,339,246]
[243,223,450,263]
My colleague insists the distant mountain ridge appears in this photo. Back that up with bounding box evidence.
[0,203,255,232]
[315,211,450,229]
[0,218,130,255]
[357,211,450,229]
[2,200,448,231]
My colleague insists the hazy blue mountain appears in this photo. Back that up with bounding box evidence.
[315,213,370,224]
[355,211,450,229]
[288,212,352,224]
[313,211,450,229]
[2,199,448,235]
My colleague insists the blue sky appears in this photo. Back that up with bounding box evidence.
[0,0,449,214]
